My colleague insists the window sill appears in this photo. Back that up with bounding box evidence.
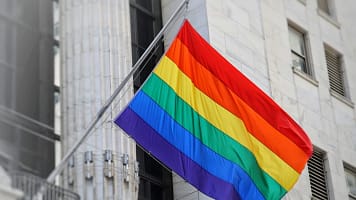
[292,67,319,87]
[317,9,341,29]
[330,90,354,108]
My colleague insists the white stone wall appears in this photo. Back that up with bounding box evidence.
[60,0,355,199]
[161,0,356,199]
[262,0,356,199]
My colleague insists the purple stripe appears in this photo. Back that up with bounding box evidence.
[115,108,241,200]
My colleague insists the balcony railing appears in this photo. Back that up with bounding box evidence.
[10,171,79,200]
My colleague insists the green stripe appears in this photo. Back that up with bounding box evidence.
[143,73,287,200]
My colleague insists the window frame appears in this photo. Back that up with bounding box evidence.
[325,46,344,94]
[344,164,356,200]
[323,44,353,105]
[317,0,341,26]
[307,148,330,200]
[288,23,314,78]
[317,0,331,15]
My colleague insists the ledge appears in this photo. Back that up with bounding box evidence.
[296,0,306,6]
[0,185,23,199]
[292,68,319,87]
[317,9,341,29]
[330,90,354,108]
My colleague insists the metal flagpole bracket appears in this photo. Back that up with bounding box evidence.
[46,0,190,183]
[184,0,189,19]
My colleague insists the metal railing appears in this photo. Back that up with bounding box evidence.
[10,171,79,200]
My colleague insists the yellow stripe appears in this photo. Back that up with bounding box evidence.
[154,56,299,190]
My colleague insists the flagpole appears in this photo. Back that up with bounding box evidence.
[46,0,189,183]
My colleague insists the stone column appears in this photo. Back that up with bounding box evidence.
[60,0,137,199]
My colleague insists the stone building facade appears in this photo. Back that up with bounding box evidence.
[60,0,356,199]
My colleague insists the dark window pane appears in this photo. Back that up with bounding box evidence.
[137,10,154,50]
[130,7,137,46]
[151,183,163,200]
[131,44,140,64]
[144,153,163,179]
[138,178,150,199]
[133,50,162,90]
[137,0,152,12]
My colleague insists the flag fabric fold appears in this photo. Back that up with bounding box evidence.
[115,20,313,200]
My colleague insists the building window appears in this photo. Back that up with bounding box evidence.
[324,46,348,97]
[136,147,173,200]
[308,149,329,200]
[130,0,173,200]
[345,166,356,200]
[288,25,313,76]
[130,0,164,91]
[318,0,331,15]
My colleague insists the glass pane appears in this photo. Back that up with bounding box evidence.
[138,178,150,200]
[346,169,356,196]
[291,53,307,73]
[298,35,306,55]
[144,153,163,179]
[289,27,306,56]
[137,10,154,50]
[136,0,152,12]
[151,183,163,200]
[130,7,137,46]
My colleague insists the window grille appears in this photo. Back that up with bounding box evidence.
[308,150,329,200]
[325,48,345,97]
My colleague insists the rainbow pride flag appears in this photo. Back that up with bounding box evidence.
[115,20,313,200]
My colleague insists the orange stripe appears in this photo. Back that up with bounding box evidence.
[166,38,309,173]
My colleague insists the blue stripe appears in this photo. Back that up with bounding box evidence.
[115,108,241,200]
[129,91,265,200]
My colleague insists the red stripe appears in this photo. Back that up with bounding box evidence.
[176,21,312,157]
